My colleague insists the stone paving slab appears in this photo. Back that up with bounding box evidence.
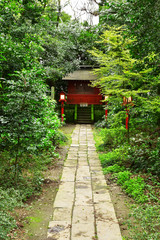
[48,221,71,240]
[89,157,100,161]
[90,166,102,171]
[93,190,112,203]
[89,162,102,167]
[67,154,78,159]
[64,159,77,167]
[75,187,93,206]
[76,166,91,181]
[48,124,122,240]
[72,223,95,240]
[78,156,88,161]
[96,220,122,240]
[70,144,79,147]
[92,175,106,181]
[53,182,74,209]
[76,181,91,190]
[61,166,76,182]
[78,160,89,166]
[52,207,72,222]
[94,201,118,221]
[72,205,94,223]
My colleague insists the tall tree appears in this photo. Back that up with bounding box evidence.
[89,26,160,129]
[99,0,160,58]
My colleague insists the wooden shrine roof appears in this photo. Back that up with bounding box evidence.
[63,69,97,81]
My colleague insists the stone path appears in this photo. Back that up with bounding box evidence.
[48,125,122,240]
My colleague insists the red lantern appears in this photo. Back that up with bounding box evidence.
[105,96,109,120]
[122,96,133,130]
[59,92,65,101]
[122,96,132,105]
[59,91,66,122]
[126,108,129,130]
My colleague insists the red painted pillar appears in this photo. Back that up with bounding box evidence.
[61,102,64,122]
[126,108,129,130]
[105,109,108,120]
[104,96,109,120]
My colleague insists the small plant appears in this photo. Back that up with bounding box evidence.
[100,152,117,167]
[0,188,23,240]
[99,146,128,168]
[117,171,132,185]
[116,172,148,203]
[93,129,105,151]
[103,164,125,174]
[127,137,160,176]
[128,204,160,240]
[100,126,127,147]
[122,177,148,203]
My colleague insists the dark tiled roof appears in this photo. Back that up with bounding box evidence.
[63,69,97,81]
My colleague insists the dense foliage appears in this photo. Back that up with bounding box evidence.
[90,1,160,175]
[0,0,160,239]
[0,0,104,237]
[93,1,160,239]
[99,0,160,58]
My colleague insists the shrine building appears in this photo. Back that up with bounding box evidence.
[62,66,104,123]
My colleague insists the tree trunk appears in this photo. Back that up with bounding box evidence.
[56,0,61,27]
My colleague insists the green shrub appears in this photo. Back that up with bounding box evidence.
[100,152,120,167]
[65,109,74,123]
[94,118,108,128]
[127,138,160,176]
[94,110,104,122]
[0,188,22,210]
[117,172,148,203]
[100,126,126,147]
[1,69,61,184]
[0,150,57,189]
[99,146,128,168]
[103,164,125,174]
[122,177,148,202]
[117,171,132,185]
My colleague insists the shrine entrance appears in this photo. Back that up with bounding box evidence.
[62,66,103,123]
[77,105,92,124]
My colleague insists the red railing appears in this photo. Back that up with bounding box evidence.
[67,94,103,105]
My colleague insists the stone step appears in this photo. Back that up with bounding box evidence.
[76,120,93,124]
[77,106,92,123]
[77,114,91,118]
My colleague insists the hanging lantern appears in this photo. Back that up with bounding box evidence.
[105,95,109,101]
[122,96,133,130]
[59,91,66,102]
[123,96,132,105]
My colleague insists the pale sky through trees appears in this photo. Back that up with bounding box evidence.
[61,0,99,25]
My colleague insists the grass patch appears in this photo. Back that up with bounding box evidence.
[128,204,160,240]
[93,129,105,152]
[60,124,75,146]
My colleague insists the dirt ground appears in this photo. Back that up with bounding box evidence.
[14,124,75,240]
[14,124,132,239]
[14,151,66,240]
